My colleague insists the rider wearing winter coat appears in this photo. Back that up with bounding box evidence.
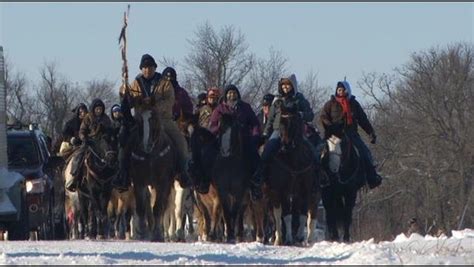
[256,74,320,193]
[119,54,192,189]
[198,84,262,200]
[320,80,382,189]
[59,103,88,156]
[67,99,112,191]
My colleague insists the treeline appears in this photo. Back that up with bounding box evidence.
[5,21,472,241]
[354,42,473,241]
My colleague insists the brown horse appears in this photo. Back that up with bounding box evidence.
[265,109,321,246]
[127,109,178,241]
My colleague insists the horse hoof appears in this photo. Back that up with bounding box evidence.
[96,235,105,240]
[256,237,264,243]
[226,238,236,244]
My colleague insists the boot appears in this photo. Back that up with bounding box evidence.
[177,159,193,189]
[112,148,131,192]
[367,165,382,189]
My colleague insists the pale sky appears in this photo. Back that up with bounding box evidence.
[1,2,473,98]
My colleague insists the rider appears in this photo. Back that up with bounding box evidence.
[257,93,275,133]
[198,87,221,128]
[320,80,382,189]
[59,103,88,156]
[257,74,319,190]
[204,84,262,200]
[119,54,192,189]
[67,99,112,192]
[196,92,208,111]
[163,67,194,121]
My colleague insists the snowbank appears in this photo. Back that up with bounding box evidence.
[0,229,472,265]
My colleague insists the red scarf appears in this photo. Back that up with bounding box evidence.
[335,96,353,125]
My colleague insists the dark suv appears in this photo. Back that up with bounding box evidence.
[7,123,55,240]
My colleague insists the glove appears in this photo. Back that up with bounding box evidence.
[70,137,81,146]
[370,132,377,144]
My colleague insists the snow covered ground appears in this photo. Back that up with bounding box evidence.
[0,229,472,265]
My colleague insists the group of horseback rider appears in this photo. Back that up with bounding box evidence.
[61,53,382,200]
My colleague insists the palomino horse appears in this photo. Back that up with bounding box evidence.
[266,108,321,246]
[189,113,251,243]
[320,133,365,242]
[128,109,178,241]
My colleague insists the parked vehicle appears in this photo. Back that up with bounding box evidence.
[7,122,56,240]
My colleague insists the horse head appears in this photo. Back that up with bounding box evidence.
[89,131,118,169]
[135,109,161,154]
[323,133,360,184]
[279,104,303,153]
[326,135,342,174]
[218,113,242,158]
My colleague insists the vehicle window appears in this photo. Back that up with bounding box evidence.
[7,136,41,167]
[38,135,50,160]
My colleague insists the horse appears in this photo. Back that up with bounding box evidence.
[188,113,251,243]
[74,132,118,240]
[107,186,136,240]
[265,107,321,246]
[320,133,365,242]
[127,109,178,241]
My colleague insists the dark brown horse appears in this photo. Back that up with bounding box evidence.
[189,113,251,243]
[73,132,118,240]
[127,109,178,241]
[266,109,321,246]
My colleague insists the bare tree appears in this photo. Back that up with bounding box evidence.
[79,78,118,111]
[242,47,288,109]
[184,21,255,95]
[298,70,331,121]
[36,61,78,141]
[353,42,474,241]
[4,59,35,123]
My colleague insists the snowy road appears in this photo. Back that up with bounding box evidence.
[0,230,473,265]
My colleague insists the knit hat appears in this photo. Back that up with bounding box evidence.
[139,54,157,69]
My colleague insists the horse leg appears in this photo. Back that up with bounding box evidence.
[221,196,235,243]
[184,191,195,236]
[306,191,320,245]
[282,199,294,245]
[252,198,265,243]
[272,204,283,246]
[174,180,186,242]
[97,189,112,240]
[294,194,307,244]
[151,185,170,242]
[342,189,357,243]
[322,187,339,241]
[133,185,149,240]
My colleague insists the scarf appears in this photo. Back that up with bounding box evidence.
[335,96,353,125]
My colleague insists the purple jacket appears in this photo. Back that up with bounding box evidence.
[209,100,261,138]
[173,85,194,120]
